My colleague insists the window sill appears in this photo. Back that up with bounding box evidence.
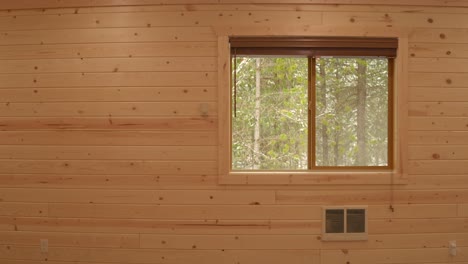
[218,171,407,185]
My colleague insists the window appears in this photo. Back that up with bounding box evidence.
[323,207,368,241]
[230,37,396,171]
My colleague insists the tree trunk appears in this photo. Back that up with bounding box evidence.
[356,60,367,165]
[319,61,329,166]
[253,58,261,169]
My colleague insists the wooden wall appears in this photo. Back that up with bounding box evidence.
[0,2,467,264]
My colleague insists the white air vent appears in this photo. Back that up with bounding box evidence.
[323,206,368,241]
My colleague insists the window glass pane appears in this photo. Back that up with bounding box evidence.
[232,57,308,170]
[315,58,389,166]
[325,209,345,233]
[346,209,366,233]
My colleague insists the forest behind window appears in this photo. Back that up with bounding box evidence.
[231,56,390,170]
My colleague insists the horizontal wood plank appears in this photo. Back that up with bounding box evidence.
[0,72,216,87]
[0,27,216,45]
[0,42,217,59]
[275,190,468,204]
[409,102,468,116]
[1,0,467,10]
[409,88,468,102]
[0,174,219,189]
[0,87,217,102]
[409,160,468,174]
[140,232,468,250]
[410,43,468,58]
[0,203,47,217]
[408,117,468,131]
[410,28,468,43]
[0,189,275,205]
[0,131,217,146]
[324,12,468,29]
[47,203,457,220]
[1,217,320,234]
[0,231,139,248]
[0,160,217,175]
[1,174,466,190]
[0,145,217,160]
[409,145,468,160]
[48,204,322,220]
[410,58,468,73]
[321,247,468,263]
[369,218,468,234]
[408,131,468,145]
[0,117,216,130]
[0,245,320,264]
[0,11,322,30]
[0,57,216,73]
[0,102,218,117]
[409,72,468,87]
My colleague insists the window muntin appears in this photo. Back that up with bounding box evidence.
[230,37,396,171]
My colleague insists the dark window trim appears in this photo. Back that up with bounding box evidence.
[230,37,398,57]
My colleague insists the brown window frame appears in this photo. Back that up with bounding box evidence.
[230,37,397,171]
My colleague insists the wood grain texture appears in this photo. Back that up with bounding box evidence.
[1,0,468,10]
[0,2,466,264]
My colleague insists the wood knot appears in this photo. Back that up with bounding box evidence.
[427,18,433,23]
[432,153,440,159]
[439,33,446,39]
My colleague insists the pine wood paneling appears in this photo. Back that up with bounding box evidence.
[0,57,217,73]
[0,189,276,204]
[2,217,322,234]
[0,245,321,264]
[409,145,468,160]
[0,27,216,45]
[410,43,468,58]
[0,145,217,160]
[0,231,140,248]
[0,11,322,30]
[408,131,468,145]
[276,190,468,204]
[0,2,467,264]
[321,248,468,263]
[0,174,219,190]
[0,42,217,59]
[409,102,468,116]
[0,117,217,130]
[0,131,217,145]
[1,0,468,10]
[0,72,216,87]
[323,12,468,29]
[409,73,468,87]
[0,203,48,217]
[0,160,217,175]
[0,102,218,117]
[0,87,217,102]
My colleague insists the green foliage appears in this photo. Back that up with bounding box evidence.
[232,56,389,170]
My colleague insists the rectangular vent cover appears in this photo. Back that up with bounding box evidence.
[323,207,368,241]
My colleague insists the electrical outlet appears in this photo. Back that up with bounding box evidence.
[449,240,457,256]
[40,239,48,253]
